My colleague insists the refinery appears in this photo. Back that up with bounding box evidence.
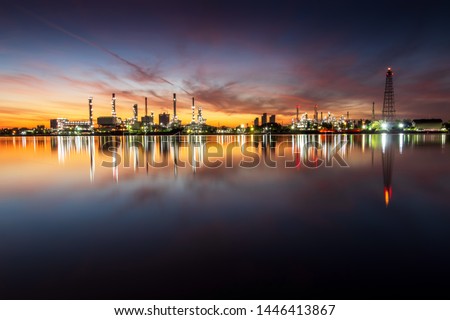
[1,68,449,136]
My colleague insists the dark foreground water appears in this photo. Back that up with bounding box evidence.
[0,134,449,299]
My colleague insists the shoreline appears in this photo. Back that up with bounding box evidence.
[0,131,448,137]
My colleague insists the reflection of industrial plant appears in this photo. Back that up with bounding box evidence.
[47,135,354,182]
[41,134,447,189]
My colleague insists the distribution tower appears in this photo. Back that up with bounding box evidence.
[382,68,395,122]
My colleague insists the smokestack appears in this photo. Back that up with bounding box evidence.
[191,97,195,123]
[198,106,203,124]
[145,97,148,117]
[372,102,375,121]
[173,93,177,117]
[111,93,116,117]
[320,112,323,122]
[296,106,299,121]
[88,97,93,127]
[347,111,349,120]
[133,104,138,121]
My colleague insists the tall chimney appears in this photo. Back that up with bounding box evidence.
[133,104,138,121]
[88,97,93,127]
[145,97,148,117]
[372,102,375,121]
[191,97,195,123]
[173,93,177,117]
[111,93,116,117]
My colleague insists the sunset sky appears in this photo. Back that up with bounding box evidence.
[1,0,450,128]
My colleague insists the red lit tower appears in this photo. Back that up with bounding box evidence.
[382,68,396,122]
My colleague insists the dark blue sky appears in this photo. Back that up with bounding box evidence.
[1,0,450,127]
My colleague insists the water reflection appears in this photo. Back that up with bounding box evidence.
[382,134,394,206]
[1,133,450,299]
[0,133,448,203]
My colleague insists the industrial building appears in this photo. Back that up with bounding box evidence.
[184,96,211,133]
[412,119,443,131]
[269,114,276,123]
[261,113,267,126]
[97,116,119,127]
[159,112,170,127]
[97,93,122,129]
[141,114,154,125]
[50,118,91,133]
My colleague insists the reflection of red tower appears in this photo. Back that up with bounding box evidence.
[382,135,394,206]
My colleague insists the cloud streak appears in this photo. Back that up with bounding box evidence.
[16,5,192,95]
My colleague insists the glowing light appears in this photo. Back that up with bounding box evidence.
[399,133,404,154]
[381,122,388,130]
[399,123,404,128]
[384,187,392,207]
[381,132,387,153]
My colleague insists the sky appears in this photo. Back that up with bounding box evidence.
[1,0,450,128]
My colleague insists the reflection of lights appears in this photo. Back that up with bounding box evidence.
[57,136,65,163]
[362,134,366,153]
[381,133,387,153]
[112,151,119,183]
[384,187,392,207]
[399,133,404,154]
[89,136,95,183]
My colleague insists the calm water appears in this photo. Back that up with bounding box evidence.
[0,134,449,299]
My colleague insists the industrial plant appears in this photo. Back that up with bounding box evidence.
[0,68,448,136]
[47,92,215,135]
